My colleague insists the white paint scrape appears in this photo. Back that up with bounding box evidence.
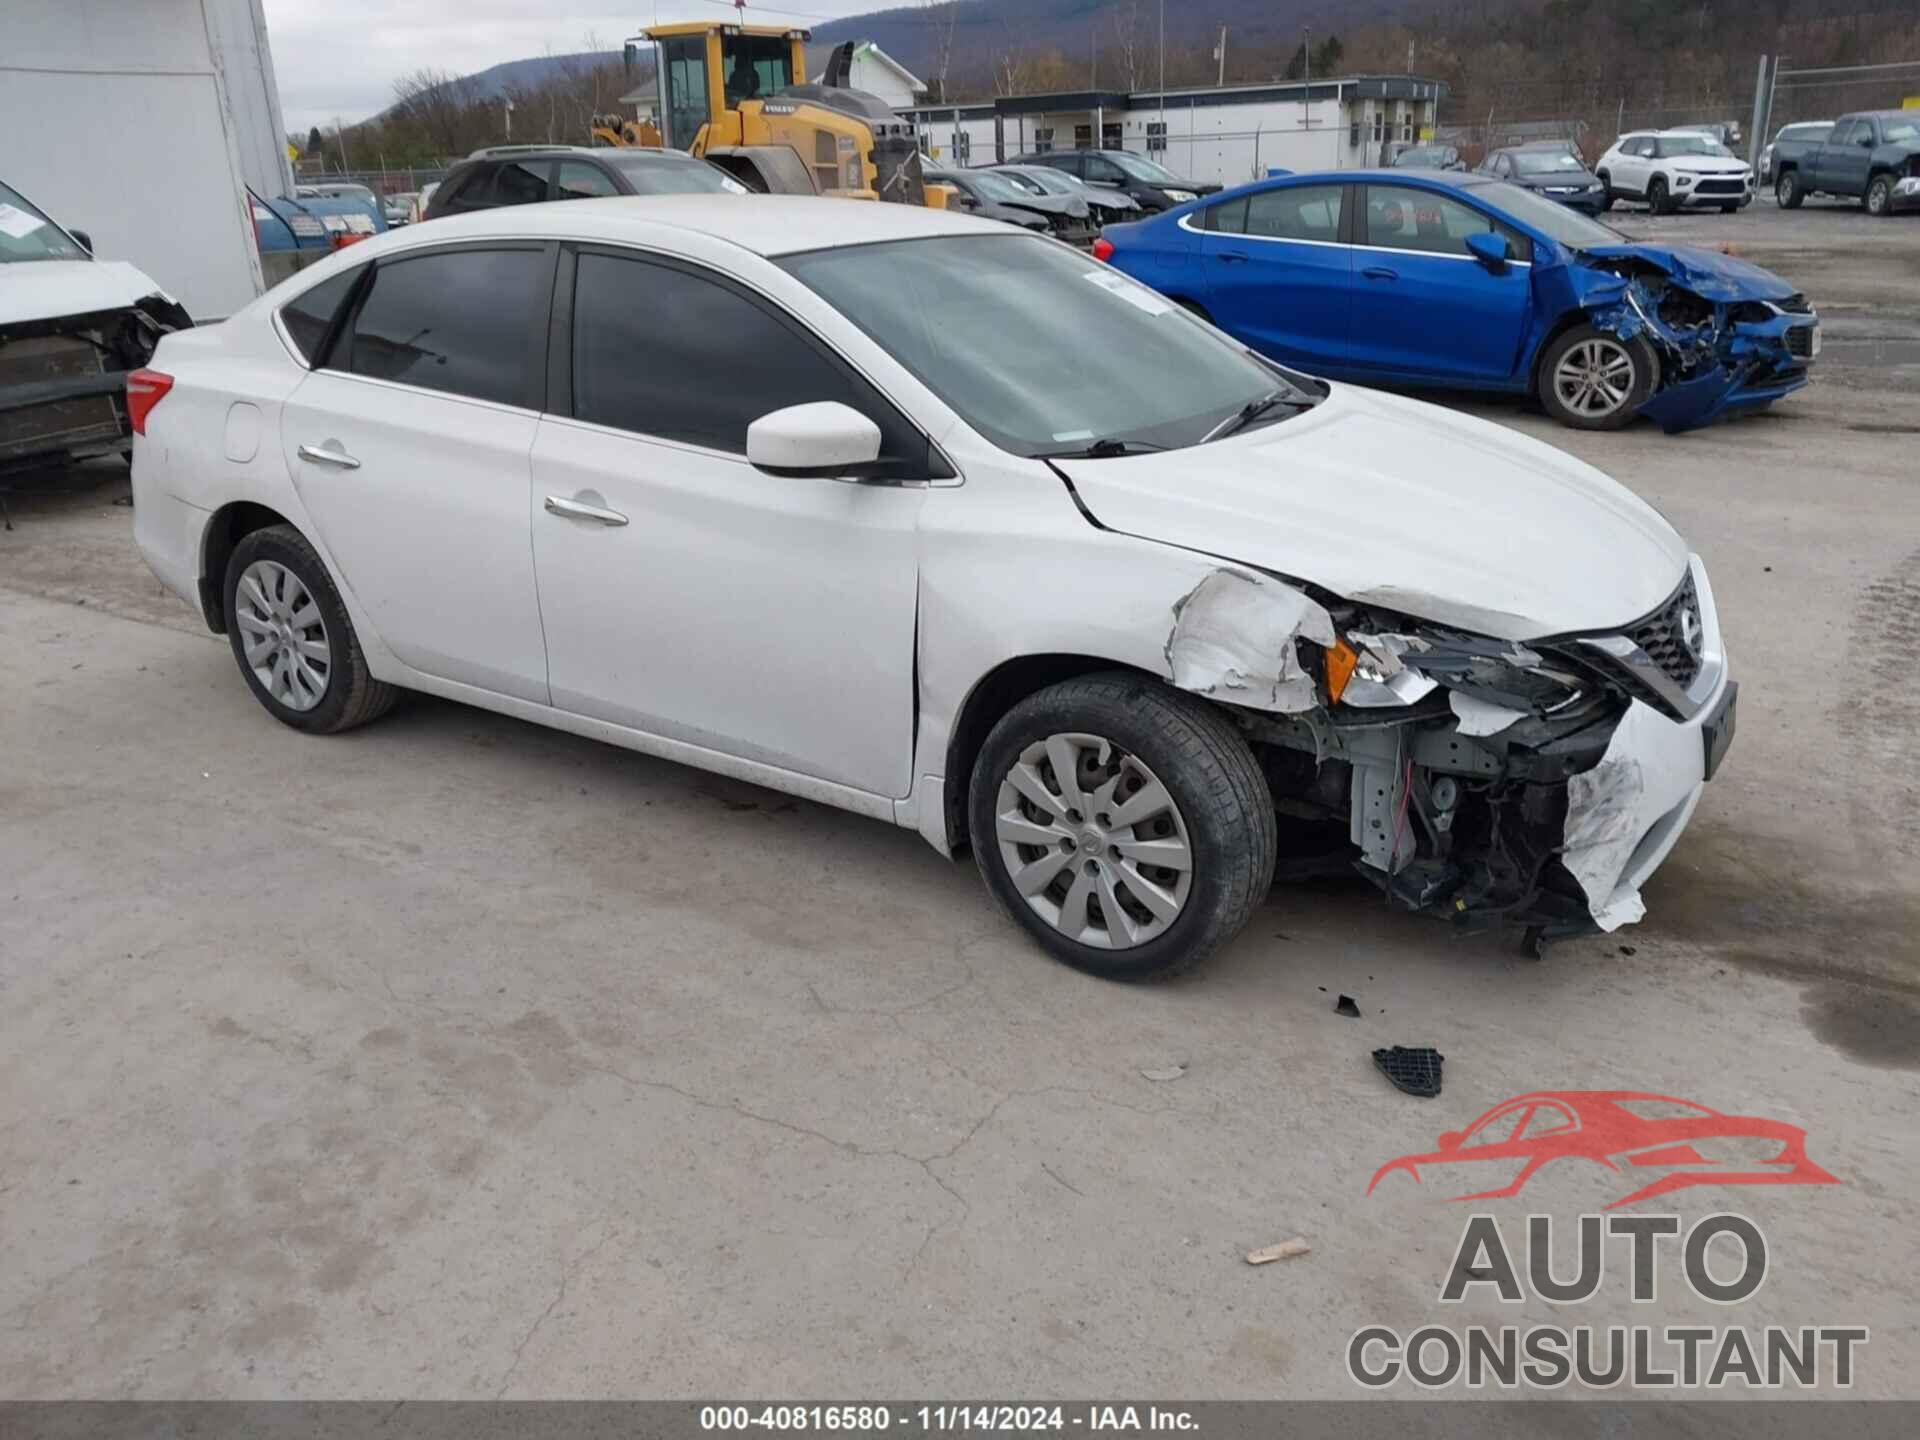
[1449,690,1529,738]
[1165,569,1335,714]
[1561,702,1699,931]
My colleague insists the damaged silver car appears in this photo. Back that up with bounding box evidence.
[1,179,191,484]
[130,201,1734,982]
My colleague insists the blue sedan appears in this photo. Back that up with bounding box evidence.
[1093,170,1819,432]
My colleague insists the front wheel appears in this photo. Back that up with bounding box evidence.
[1647,176,1673,214]
[1776,170,1804,209]
[1595,172,1614,211]
[1866,175,1893,217]
[1538,324,1658,431]
[224,524,398,733]
[968,673,1276,981]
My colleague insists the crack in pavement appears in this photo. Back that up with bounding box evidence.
[493,1223,618,1399]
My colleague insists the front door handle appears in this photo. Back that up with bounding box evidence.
[544,494,629,527]
[1362,265,1399,281]
[1217,250,1249,263]
[297,441,360,469]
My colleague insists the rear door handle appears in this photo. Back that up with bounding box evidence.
[544,494,629,527]
[1362,265,1399,281]
[1217,250,1249,263]
[297,441,360,469]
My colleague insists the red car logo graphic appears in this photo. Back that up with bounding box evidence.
[1367,1091,1839,1209]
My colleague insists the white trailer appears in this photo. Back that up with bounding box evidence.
[2,0,295,319]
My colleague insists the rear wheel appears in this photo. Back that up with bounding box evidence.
[1776,170,1804,209]
[1538,324,1657,431]
[223,525,398,733]
[968,673,1275,982]
[1866,174,1894,217]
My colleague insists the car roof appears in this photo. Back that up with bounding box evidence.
[365,193,994,258]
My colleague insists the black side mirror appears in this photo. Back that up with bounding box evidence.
[1859,135,1875,149]
[70,228,93,254]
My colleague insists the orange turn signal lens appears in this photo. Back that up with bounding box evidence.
[1325,639,1359,703]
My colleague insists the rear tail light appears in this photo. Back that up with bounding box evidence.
[330,232,366,250]
[1091,236,1115,262]
[126,369,174,436]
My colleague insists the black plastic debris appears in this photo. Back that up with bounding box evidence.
[1373,1046,1444,1098]
[1334,994,1361,1018]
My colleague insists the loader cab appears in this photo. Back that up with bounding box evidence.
[648,22,809,151]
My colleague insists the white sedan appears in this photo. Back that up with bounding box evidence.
[130,196,1735,977]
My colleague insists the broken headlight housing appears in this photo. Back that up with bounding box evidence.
[1329,620,1589,716]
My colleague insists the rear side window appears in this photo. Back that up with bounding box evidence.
[1205,196,1247,233]
[555,162,619,200]
[342,247,549,406]
[484,160,552,207]
[1243,184,1343,242]
[279,266,361,364]
[568,251,915,462]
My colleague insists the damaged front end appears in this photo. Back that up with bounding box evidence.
[1565,247,1817,433]
[0,295,190,473]
[1170,564,1732,945]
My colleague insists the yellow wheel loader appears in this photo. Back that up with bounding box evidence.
[636,21,945,207]
[589,114,663,149]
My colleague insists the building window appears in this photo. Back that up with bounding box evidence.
[1102,121,1122,147]
[952,130,971,163]
[1033,126,1054,154]
[1350,119,1362,149]
[1145,120,1167,154]
[1073,124,1092,149]
[1372,111,1384,143]
[1402,119,1413,142]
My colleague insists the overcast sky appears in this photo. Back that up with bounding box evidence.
[265,0,881,136]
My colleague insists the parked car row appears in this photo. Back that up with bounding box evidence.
[129,194,1738,978]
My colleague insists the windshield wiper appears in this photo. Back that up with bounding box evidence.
[1201,389,1298,444]
[1040,437,1168,459]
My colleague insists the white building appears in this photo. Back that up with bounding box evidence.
[903,75,1448,186]
[2,0,294,317]
[805,42,925,111]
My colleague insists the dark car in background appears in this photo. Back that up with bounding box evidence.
[987,163,1141,223]
[1012,148,1219,213]
[1758,122,1833,187]
[1772,111,1920,216]
[1390,144,1465,171]
[925,166,1097,246]
[1479,143,1607,212]
[424,144,745,220]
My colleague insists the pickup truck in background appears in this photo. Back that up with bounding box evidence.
[1758,122,1832,186]
[1772,110,1920,216]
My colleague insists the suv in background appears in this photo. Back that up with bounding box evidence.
[1012,149,1219,213]
[424,145,745,219]
[1595,130,1753,213]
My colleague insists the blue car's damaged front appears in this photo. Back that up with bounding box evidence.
[1096,170,1817,433]
[1550,243,1818,432]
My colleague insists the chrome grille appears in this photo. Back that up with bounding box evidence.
[1627,573,1703,690]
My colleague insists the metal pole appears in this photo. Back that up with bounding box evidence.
[1217,26,1226,87]
[1303,27,1311,132]
[1747,54,1771,174]
[1157,0,1164,124]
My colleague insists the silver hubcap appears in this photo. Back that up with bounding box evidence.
[1553,338,1636,417]
[995,732,1193,950]
[234,559,331,712]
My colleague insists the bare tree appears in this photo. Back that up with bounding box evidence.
[926,2,961,103]
[1108,0,1144,91]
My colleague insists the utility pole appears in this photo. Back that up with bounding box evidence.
[1157,0,1165,124]
[1407,38,1414,75]
[1216,26,1226,87]
[503,96,514,141]
[334,116,351,173]
[1302,26,1311,130]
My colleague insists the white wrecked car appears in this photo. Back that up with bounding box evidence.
[1,179,191,475]
[128,197,1734,979]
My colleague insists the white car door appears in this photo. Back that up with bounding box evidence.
[528,247,929,798]
[1613,138,1651,193]
[281,243,553,702]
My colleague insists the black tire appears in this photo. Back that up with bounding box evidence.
[223,524,398,734]
[1537,323,1658,431]
[1595,175,1614,212]
[1776,170,1804,209]
[967,672,1276,982]
[1172,297,1213,322]
[1865,174,1893,218]
[1719,203,1739,214]
[1647,175,1672,214]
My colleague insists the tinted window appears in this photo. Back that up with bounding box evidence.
[1243,184,1343,242]
[484,160,552,206]
[433,166,489,213]
[280,266,362,364]
[1084,156,1125,183]
[603,154,745,195]
[555,162,619,200]
[1362,185,1526,260]
[345,247,547,406]
[1831,120,1867,146]
[1206,196,1247,233]
[570,252,908,459]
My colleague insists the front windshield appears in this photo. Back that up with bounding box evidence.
[1512,150,1586,175]
[1661,135,1732,157]
[0,181,87,262]
[779,234,1303,455]
[1472,180,1622,248]
[1110,152,1180,183]
[1396,147,1444,166]
[1884,118,1920,144]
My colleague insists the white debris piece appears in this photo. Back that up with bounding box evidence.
[1449,690,1529,737]
[1165,569,1335,714]
[1343,668,1438,708]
